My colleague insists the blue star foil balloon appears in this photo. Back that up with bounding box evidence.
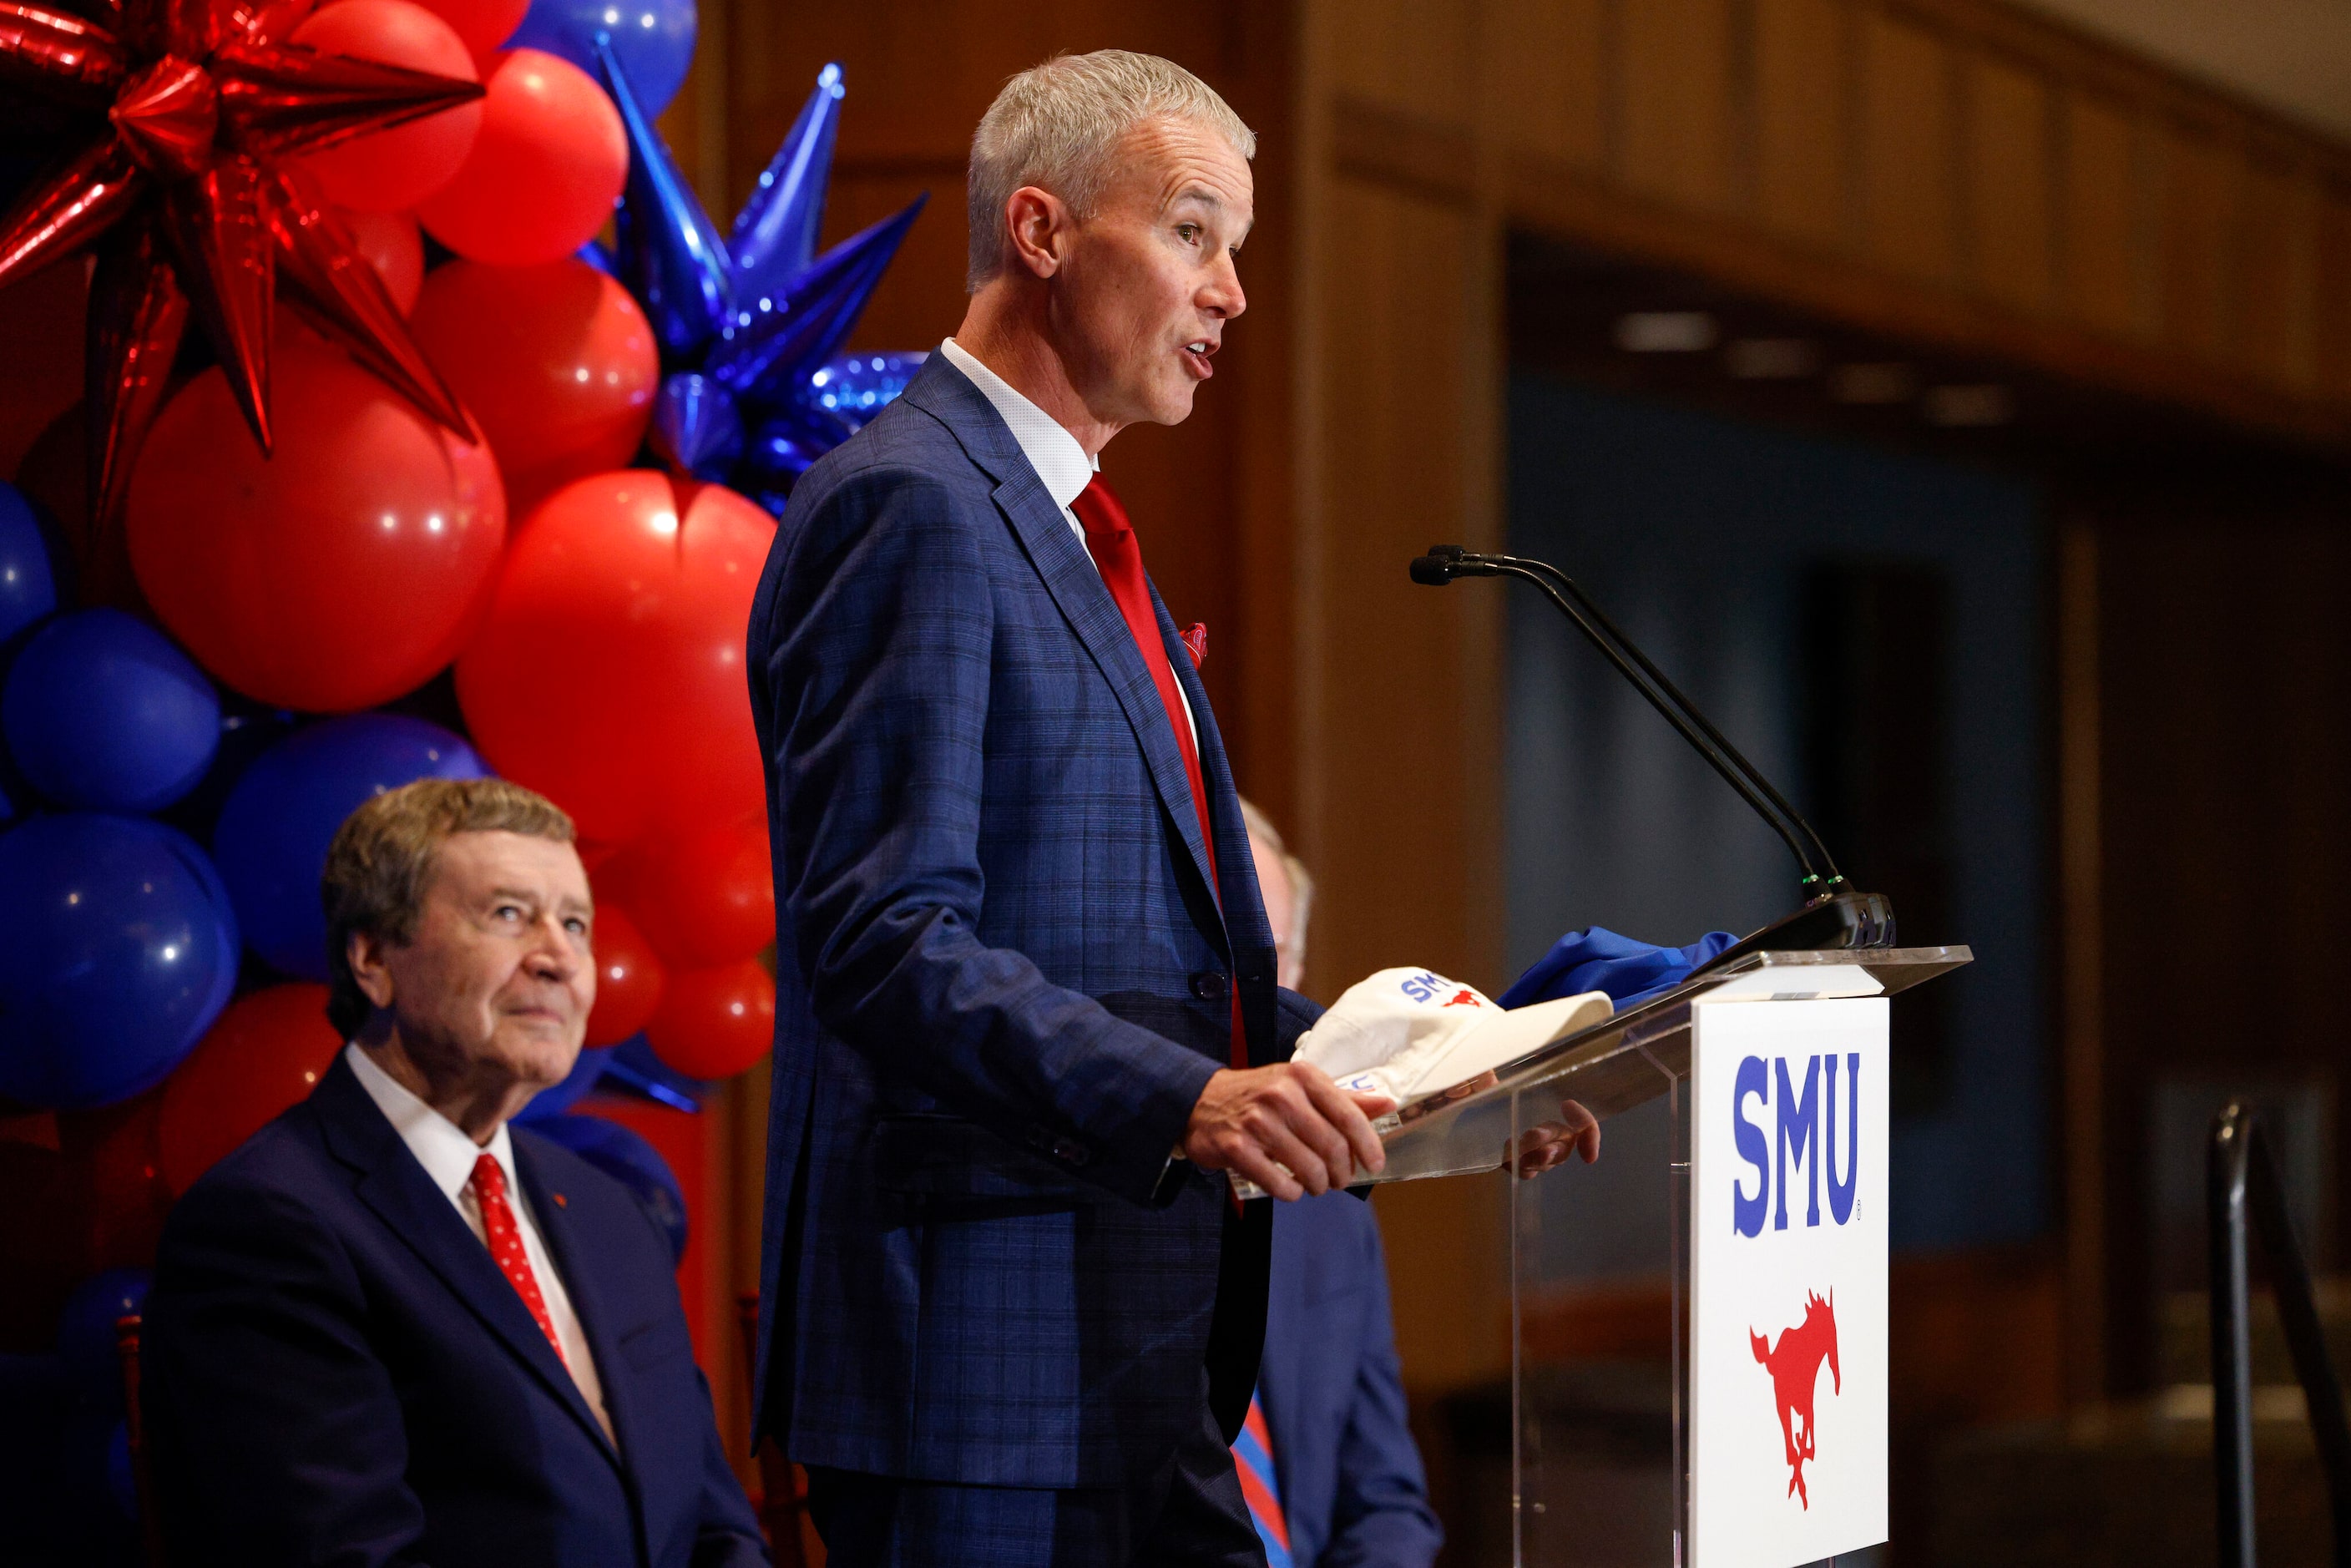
[513,0,700,119]
[595,46,926,511]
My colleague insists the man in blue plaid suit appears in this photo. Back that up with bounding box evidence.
[746,51,1396,1568]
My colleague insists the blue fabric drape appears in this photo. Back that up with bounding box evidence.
[1499,926,1738,1013]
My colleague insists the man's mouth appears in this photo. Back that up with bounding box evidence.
[1181,339,1216,378]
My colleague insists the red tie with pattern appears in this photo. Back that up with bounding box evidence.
[472,1152,566,1366]
[1070,475,1246,1073]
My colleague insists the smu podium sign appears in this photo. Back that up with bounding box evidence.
[1691,996,1890,1568]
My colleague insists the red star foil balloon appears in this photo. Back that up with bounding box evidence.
[0,0,481,540]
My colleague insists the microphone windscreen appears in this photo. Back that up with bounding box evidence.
[1408,555,1454,586]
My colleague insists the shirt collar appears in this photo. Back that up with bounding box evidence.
[345,1042,518,1207]
[938,336,1098,512]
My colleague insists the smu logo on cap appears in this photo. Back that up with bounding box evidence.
[1396,971,1483,1008]
[1729,1053,1862,1238]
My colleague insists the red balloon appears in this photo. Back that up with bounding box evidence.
[128,325,506,711]
[417,49,626,267]
[584,905,666,1047]
[337,205,424,313]
[405,0,528,58]
[598,813,775,969]
[456,473,774,842]
[293,0,483,212]
[410,257,656,503]
[159,985,344,1197]
[644,959,775,1080]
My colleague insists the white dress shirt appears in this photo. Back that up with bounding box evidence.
[345,1043,614,1444]
[938,336,1198,745]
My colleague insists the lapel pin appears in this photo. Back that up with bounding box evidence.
[552,1192,568,1208]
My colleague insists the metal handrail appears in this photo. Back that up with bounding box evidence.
[2209,1101,2351,1568]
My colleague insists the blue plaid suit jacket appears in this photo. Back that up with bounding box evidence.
[746,353,1317,1489]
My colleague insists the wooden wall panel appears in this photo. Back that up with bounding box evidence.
[2060,92,2146,341]
[1619,0,1734,213]
[1328,0,1474,128]
[1755,0,1849,248]
[1490,0,1607,173]
[2317,187,2351,402]
[1315,175,1506,1387]
[1861,12,1959,284]
[2232,159,2315,389]
[1310,176,1492,994]
[1968,53,2055,313]
[2156,121,2233,362]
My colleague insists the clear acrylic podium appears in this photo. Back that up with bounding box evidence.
[1337,946,1970,1568]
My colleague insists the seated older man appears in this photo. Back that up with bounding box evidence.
[143,778,767,1568]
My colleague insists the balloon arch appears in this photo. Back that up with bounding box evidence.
[0,0,920,1545]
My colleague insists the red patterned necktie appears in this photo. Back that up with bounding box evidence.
[471,1152,566,1366]
[1070,475,1246,1073]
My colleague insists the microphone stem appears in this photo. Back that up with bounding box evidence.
[1484,560,1836,890]
[1493,554,1847,888]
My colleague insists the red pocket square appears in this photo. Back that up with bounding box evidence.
[1180,623,1207,668]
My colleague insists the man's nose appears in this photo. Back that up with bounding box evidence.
[523,917,580,977]
[1201,254,1246,320]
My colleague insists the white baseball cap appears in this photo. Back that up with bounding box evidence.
[1292,968,1614,1104]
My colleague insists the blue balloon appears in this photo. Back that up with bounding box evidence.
[598,57,923,500]
[600,41,731,360]
[55,1267,150,1415]
[649,372,745,477]
[528,1110,688,1263]
[607,1032,705,1109]
[509,0,696,118]
[211,714,488,981]
[729,64,842,299]
[0,480,58,650]
[4,609,220,812]
[513,1043,615,1122]
[807,351,928,428]
[0,816,239,1109]
[155,699,301,846]
[710,196,927,402]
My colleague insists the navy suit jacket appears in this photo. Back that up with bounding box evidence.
[746,352,1317,1489]
[1261,1196,1443,1568]
[142,1057,766,1567]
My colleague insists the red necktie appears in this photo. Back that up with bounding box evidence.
[472,1153,566,1366]
[1071,476,1246,1073]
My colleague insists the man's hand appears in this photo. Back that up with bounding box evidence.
[1511,1098,1602,1178]
[1181,1063,1396,1201]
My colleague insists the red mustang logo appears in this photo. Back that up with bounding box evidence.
[1750,1289,1839,1508]
[1442,989,1480,1008]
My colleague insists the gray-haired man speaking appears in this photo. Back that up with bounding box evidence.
[746,49,1393,1568]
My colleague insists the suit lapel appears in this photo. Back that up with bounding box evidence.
[902,357,1223,909]
[313,1062,619,1463]
[513,1139,650,1557]
[1159,589,1289,1062]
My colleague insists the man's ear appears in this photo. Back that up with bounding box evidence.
[1003,185,1070,279]
[347,929,397,1012]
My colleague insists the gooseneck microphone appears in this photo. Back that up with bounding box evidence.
[1411,545,1895,969]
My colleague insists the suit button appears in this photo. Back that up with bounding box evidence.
[1190,971,1230,1003]
[1051,1138,1090,1168]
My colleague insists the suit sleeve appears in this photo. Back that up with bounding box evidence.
[1320,1211,1445,1568]
[144,1178,432,1568]
[760,466,1222,1206]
